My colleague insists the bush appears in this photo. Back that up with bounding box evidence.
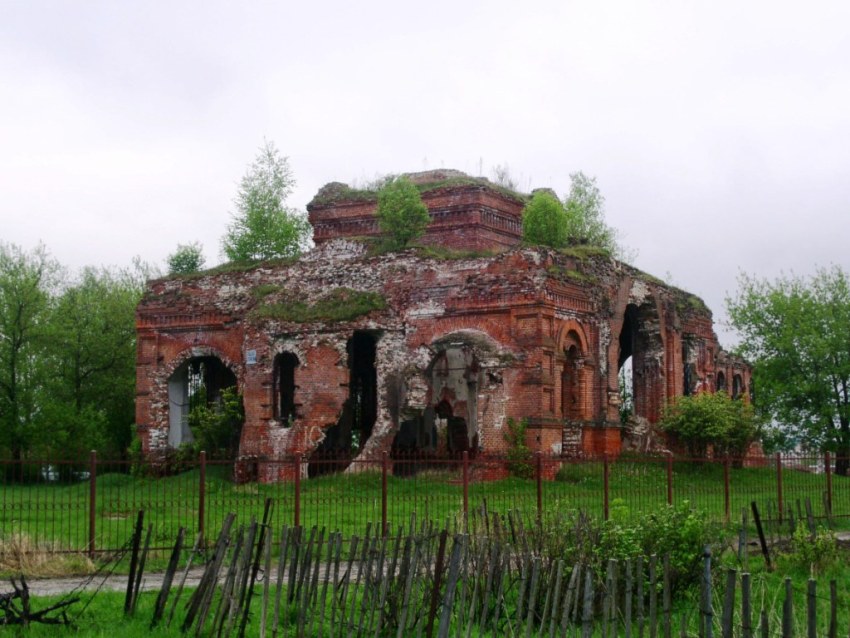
[188,387,245,458]
[787,526,838,574]
[660,391,760,459]
[522,191,569,248]
[503,418,533,478]
[375,176,430,249]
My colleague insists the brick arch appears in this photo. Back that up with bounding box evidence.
[556,322,592,422]
[159,346,243,450]
[161,345,242,387]
[606,277,667,423]
[556,320,590,356]
[424,328,509,455]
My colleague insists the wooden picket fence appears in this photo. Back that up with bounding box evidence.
[118,502,846,637]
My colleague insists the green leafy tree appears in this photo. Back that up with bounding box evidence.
[659,391,759,460]
[40,266,143,457]
[221,140,311,261]
[0,243,61,460]
[563,172,615,248]
[375,176,430,249]
[563,172,635,261]
[521,190,569,248]
[727,267,850,473]
[167,242,206,274]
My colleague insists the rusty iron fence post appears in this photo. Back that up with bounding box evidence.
[535,452,543,522]
[825,451,833,515]
[462,451,469,519]
[666,452,673,506]
[776,453,783,523]
[198,450,206,543]
[88,450,97,558]
[723,456,731,522]
[381,452,389,536]
[603,453,610,520]
[294,454,302,528]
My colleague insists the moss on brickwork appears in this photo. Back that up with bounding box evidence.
[676,293,709,315]
[308,175,528,209]
[414,245,503,260]
[170,256,299,281]
[251,283,282,299]
[546,264,597,284]
[415,177,528,203]
[556,245,612,260]
[252,287,387,323]
[634,270,666,286]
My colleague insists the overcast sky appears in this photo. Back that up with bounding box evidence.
[2,0,849,347]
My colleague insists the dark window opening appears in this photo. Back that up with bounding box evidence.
[309,331,378,476]
[562,344,581,421]
[349,331,378,450]
[187,356,237,411]
[716,371,726,393]
[273,352,299,426]
[732,374,743,400]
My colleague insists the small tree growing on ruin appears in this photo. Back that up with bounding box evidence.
[166,242,206,274]
[221,140,311,262]
[522,190,569,248]
[563,171,635,261]
[375,176,430,249]
[659,391,759,460]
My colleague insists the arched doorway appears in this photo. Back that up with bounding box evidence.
[616,302,664,422]
[429,345,480,456]
[167,355,238,451]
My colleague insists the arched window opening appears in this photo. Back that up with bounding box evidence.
[562,344,582,421]
[732,374,744,400]
[716,371,726,394]
[273,352,299,426]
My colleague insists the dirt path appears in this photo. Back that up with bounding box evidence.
[25,567,209,597]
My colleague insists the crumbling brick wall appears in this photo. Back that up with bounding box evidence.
[136,171,750,479]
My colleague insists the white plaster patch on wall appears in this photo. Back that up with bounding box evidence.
[629,279,651,305]
[598,320,611,377]
[406,299,446,319]
[302,239,367,263]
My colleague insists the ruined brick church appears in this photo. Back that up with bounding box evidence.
[135,170,751,479]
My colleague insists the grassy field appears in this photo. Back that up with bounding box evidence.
[1,456,847,561]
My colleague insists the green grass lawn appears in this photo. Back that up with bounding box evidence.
[1,457,845,564]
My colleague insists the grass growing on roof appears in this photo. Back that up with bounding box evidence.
[251,287,387,323]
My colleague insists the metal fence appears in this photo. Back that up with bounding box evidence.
[0,451,844,558]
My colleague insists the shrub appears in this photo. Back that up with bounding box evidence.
[375,176,430,249]
[787,526,838,574]
[522,191,569,248]
[660,391,760,459]
[188,387,244,458]
[503,417,533,478]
